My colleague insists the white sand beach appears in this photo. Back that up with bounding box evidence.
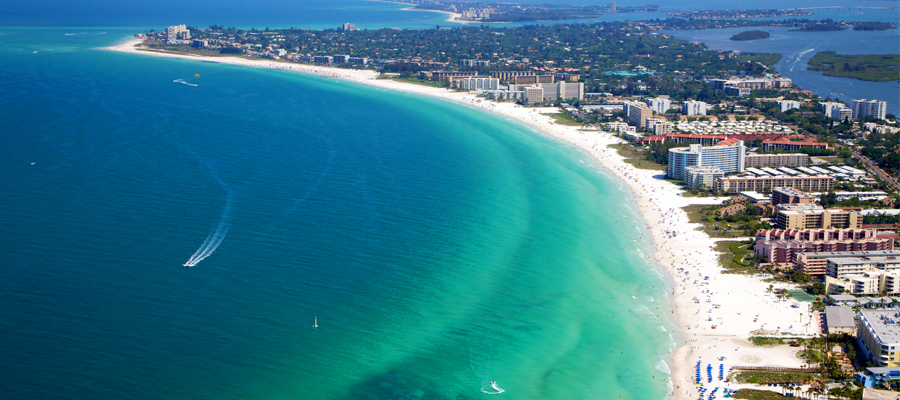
[106,38,814,399]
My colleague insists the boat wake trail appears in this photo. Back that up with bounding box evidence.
[183,170,233,267]
[480,382,505,395]
[173,79,199,87]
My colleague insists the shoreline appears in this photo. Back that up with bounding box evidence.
[369,0,465,25]
[105,38,814,399]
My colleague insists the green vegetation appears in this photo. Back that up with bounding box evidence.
[807,51,900,82]
[549,112,582,126]
[730,30,770,41]
[714,240,757,274]
[794,21,845,31]
[683,204,771,238]
[732,370,816,384]
[854,22,895,31]
[387,77,447,88]
[750,336,787,346]
[608,144,667,171]
[732,389,793,400]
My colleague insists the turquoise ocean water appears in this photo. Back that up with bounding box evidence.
[0,29,675,399]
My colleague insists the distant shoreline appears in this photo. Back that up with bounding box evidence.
[368,0,466,25]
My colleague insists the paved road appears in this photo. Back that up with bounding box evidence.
[851,150,900,193]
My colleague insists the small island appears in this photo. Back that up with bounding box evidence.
[807,51,900,82]
[730,30,770,41]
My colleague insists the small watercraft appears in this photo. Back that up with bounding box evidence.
[313,316,318,328]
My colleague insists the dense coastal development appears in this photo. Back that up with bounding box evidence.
[110,9,899,400]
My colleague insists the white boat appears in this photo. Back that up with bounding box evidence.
[313,316,318,328]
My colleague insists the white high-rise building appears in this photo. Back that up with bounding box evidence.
[852,99,887,120]
[682,100,707,116]
[667,141,745,180]
[647,98,672,114]
[777,100,801,113]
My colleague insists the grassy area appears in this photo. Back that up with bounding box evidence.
[732,389,793,400]
[683,205,748,238]
[549,112,583,126]
[750,337,788,346]
[808,51,900,82]
[737,53,783,68]
[388,77,448,88]
[732,370,817,385]
[714,240,756,274]
[608,144,667,171]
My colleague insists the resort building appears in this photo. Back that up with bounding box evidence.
[513,75,554,84]
[627,103,652,128]
[684,166,724,189]
[647,98,672,114]
[852,99,887,121]
[165,24,189,42]
[646,118,674,135]
[760,137,830,152]
[775,206,860,230]
[682,100,707,116]
[825,306,857,335]
[419,70,478,82]
[771,187,818,206]
[490,71,538,81]
[550,72,581,82]
[857,310,900,367]
[666,141,745,181]
[523,86,543,104]
[856,367,900,388]
[797,251,900,277]
[714,175,834,194]
[777,100,801,113]
[827,257,900,279]
[744,153,809,168]
[455,77,501,91]
[509,82,585,101]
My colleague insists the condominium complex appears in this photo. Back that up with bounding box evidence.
[828,257,900,279]
[796,251,900,277]
[684,166,724,189]
[761,137,829,152]
[647,98,672,114]
[744,153,809,168]
[852,99,887,121]
[627,102,652,129]
[455,77,501,91]
[166,24,190,41]
[505,81,585,102]
[667,141,745,180]
[824,306,856,335]
[775,206,860,230]
[777,100,801,112]
[708,77,792,90]
[714,175,834,193]
[513,75,554,84]
[857,310,900,367]
[682,100,707,116]
[771,187,817,206]
[646,118,674,135]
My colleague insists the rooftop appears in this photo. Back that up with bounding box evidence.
[829,256,900,266]
[825,306,856,328]
[860,310,900,345]
[804,251,900,259]
[830,294,858,302]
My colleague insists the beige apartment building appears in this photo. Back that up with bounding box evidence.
[744,153,809,168]
[714,175,834,193]
[857,310,900,367]
[775,207,860,230]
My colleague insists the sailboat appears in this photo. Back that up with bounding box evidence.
[313,316,318,329]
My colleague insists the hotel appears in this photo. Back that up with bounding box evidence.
[857,310,900,367]
[667,141,745,181]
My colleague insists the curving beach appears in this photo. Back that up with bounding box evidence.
[106,37,814,399]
